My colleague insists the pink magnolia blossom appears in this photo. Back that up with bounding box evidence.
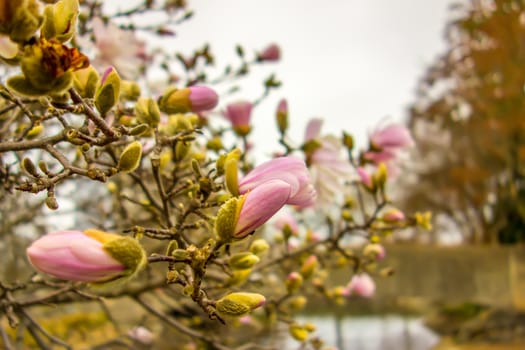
[304,118,352,206]
[92,17,146,79]
[234,179,292,238]
[348,273,376,298]
[224,101,253,131]
[26,230,126,282]
[365,123,414,166]
[238,157,316,208]
[257,43,281,62]
[370,124,414,150]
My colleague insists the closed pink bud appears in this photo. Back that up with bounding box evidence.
[382,209,405,222]
[304,118,323,142]
[26,230,126,282]
[189,85,219,112]
[234,179,292,238]
[348,273,375,298]
[238,157,316,208]
[357,167,373,188]
[224,101,253,135]
[257,43,281,62]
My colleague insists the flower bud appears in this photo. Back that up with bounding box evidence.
[373,163,388,190]
[289,324,308,342]
[357,167,374,191]
[117,141,142,173]
[42,0,78,43]
[285,272,303,294]
[216,179,291,241]
[257,43,281,62]
[224,148,241,196]
[382,208,405,223]
[363,243,386,261]
[288,296,307,311]
[223,101,252,136]
[343,131,354,150]
[26,229,146,283]
[175,141,191,161]
[249,239,269,255]
[120,80,141,101]
[229,252,260,270]
[300,255,318,279]
[276,98,288,134]
[95,67,121,115]
[73,66,99,98]
[415,211,433,231]
[215,292,266,317]
[0,0,43,43]
[159,85,218,114]
[347,273,375,298]
[135,97,160,128]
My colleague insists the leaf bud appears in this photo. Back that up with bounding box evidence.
[215,292,266,317]
[249,239,269,255]
[135,97,160,128]
[117,141,142,173]
[229,252,260,270]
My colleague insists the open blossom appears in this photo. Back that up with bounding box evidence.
[91,17,146,79]
[304,118,352,206]
[238,157,316,208]
[347,273,376,298]
[364,123,414,165]
[26,229,146,283]
[224,101,253,135]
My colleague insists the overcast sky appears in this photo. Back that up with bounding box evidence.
[104,0,457,158]
[166,0,456,158]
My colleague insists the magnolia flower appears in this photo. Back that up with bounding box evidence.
[257,43,281,62]
[224,101,253,135]
[216,157,316,240]
[26,229,146,283]
[304,118,352,206]
[364,123,414,167]
[347,273,375,298]
[91,17,146,79]
[234,179,291,238]
[238,157,316,208]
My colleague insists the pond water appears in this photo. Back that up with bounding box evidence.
[284,315,440,350]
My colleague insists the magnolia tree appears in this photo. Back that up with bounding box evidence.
[0,1,428,349]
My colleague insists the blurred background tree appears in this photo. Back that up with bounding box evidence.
[401,0,525,244]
